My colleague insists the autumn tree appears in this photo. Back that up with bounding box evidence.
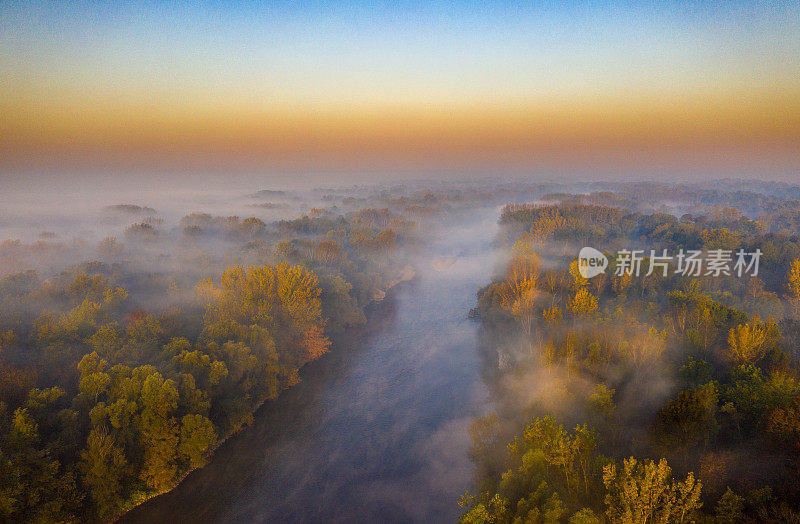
[313,240,344,265]
[178,414,217,469]
[542,306,563,326]
[569,288,598,318]
[80,426,128,519]
[727,317,779,366]
[78,352,111,403]
[603,457,702,524]
[498,242,541,338]
[787,258,800,318]
[203,263,331,365]
[569,259,589,292]
[460,416,602,523]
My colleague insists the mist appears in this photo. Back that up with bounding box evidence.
[4,175,800,523]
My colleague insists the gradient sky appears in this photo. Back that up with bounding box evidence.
[1,1,799,175]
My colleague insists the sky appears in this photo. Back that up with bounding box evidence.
[1,1,799,178]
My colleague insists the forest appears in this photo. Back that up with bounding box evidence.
[459,183,800,523]
[4,179,800,523]
[0,184,457,522]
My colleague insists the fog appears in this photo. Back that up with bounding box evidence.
[118,203,504,523]
[3,174,800,522]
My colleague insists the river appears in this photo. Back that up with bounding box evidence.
[121,208,499,523]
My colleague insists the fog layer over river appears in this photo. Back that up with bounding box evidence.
[122,207,500,523]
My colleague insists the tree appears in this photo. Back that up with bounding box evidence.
[787,258,800,318]
[497,244,541,338]
[715,487,744,524]
[727,318,779,366]
[178,414,217,469]
[204,263,330,365]
[86,323,122,358]
[654,383,718,452]
[723,365,800,434]
[137,373,180,491]
[318,273,365,333]
[0,409,81,522]
[460,416,605,523]
[80,426,128,519]
[586,383,616,431]
[513,417,599,500]
[542,306,563,326]
[569,260,589,291]
[570,508,601,524]
[498,277,539,337]
[373,229,397,250]
[239,217,265,236]
[603,457,702,524]
[78,352,111,403]
[313,240,344,264]
[569,288,598,318]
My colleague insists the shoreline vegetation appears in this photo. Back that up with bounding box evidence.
[0,190,443,523]
[5,181,800,522]
[459,187,800,522]
[0,184,528,524]
[115,264,416,522]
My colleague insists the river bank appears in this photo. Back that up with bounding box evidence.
[121,209,499,523]
[113,263,418,522]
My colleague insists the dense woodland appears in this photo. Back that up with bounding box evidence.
[460,183,800,523]
[0,186,453,522]
[4,180,800,522]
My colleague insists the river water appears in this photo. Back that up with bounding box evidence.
[122,209,499,523]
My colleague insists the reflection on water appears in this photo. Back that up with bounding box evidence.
[121,210,499,523]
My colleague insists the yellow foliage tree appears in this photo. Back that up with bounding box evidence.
[203,263,331,363]
[569,260,588,291]
[727,318,775,365]
[498,246,541,337]
[507,241,541,282]
[603,457,702,524]
[612,272,633,296]
[499,278,539,337]
[569,288,598,318]
[621,327,666,369]
[787,259,800,318]
[542,306,563,326]
[195,278,221,304]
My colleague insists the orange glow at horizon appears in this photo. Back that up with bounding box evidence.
[3,2,799,174]
[3,85,798,171]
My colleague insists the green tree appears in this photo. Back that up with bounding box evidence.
[178,414,217,469]
[654,382,718,452]
[0,409,81,522]
[80,426,128,519]
[137,373,180,491]
[570,507,601,524]
[715,487,744,524]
